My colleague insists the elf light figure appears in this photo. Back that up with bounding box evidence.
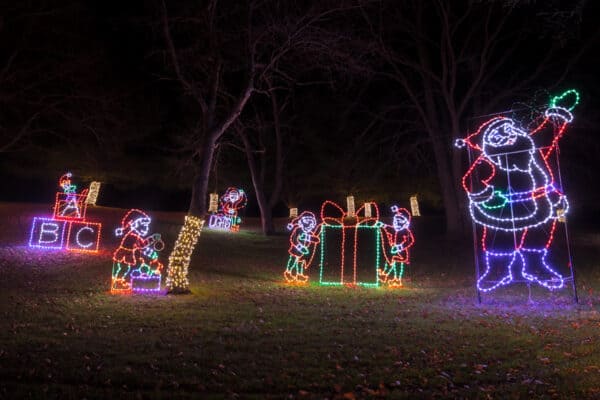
[220,187,247,232]
[455,90,578,292]
[380,206,414,288]
[284,211,321,284]
[56,172,88,219]
[59,172,77,194]
[111,209,164,294]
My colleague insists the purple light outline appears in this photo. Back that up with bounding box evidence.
[29,217,66,250]
[131,275,162,293]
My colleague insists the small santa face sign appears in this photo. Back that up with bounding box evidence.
[207,187,248,232]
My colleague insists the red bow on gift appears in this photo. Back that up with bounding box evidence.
[320,200,383,227]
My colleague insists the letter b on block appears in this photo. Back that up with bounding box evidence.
[29,217,67,249]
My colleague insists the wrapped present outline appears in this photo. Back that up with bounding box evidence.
[317,200,385,287]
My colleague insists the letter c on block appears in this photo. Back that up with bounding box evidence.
[75,226,95,248]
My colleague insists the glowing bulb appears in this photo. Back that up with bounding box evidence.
[363,203,372,218]
[409,195,420,217]
[208,193,219,213]
[346,196,355,218]
[85,181,101,205]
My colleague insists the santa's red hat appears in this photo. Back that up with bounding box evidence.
[287,211,317,231]
[455,116,512,151]
[391,205,411,223]
[116,209,150,236]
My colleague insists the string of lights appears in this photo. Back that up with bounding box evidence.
[166,215,204,293]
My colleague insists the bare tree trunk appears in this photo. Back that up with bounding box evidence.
[261,207,275,235]
[237,78,285,235]
[266,79,284,213]
[167,86,253,292]
[188,137,217,216]
[256,190,275,235]
[431,136,463,235]
[239,129,275,235]
[162,0,348,289]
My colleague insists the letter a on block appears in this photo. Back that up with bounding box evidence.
[61,198,81,218]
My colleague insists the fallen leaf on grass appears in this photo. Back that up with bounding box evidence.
[583,365,600,373]
[474,364,487,374]
[521,378,547,385]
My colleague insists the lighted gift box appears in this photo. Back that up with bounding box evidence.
[131,274,162,293]
[317,201,384,287]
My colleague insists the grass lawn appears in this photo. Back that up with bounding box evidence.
[1,203,600,399]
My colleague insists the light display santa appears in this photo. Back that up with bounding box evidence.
[220,187,247,232]
[455,90,578,292]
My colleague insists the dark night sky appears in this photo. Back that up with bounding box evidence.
[1,0,599,217]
